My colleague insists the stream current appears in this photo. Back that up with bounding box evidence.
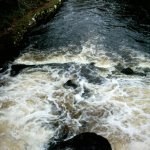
[0,0,150,149]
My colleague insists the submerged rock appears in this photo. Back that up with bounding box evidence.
[10,63,73,76]
[82,87,91,98]
[48,132,112,150]
[121,67,134,75]
[10,64,32,76]
[80,65,105,85]
[0,63,8,73]
[64,80,78,89]
[121,67,146,76]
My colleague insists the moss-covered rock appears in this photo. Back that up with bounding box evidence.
[0,0,63,65]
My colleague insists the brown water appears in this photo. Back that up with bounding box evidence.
[0,0,150,149]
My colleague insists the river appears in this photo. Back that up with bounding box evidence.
[0,0,150,149]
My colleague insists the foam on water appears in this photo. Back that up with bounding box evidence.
[0,72,60,150]
[15,40,116,70]
[1,42,150,149]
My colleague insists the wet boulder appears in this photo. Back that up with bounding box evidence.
[80,65,105,85]
[48,132,112,150]
[89,62,95,66]
[121,67,147,76]
[121,67,134,75]
[10,64,32,76]
[64,80,78,89]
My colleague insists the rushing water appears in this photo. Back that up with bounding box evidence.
[0,0,150,149]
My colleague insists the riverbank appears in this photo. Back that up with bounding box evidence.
[0,0,63,66]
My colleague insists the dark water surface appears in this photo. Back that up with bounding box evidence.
[0,0,150,150]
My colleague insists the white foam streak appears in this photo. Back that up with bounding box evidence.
[1,44,150,150]
[15,42,116,70]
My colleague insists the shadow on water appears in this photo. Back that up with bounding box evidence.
[0,0,149,74]
[22,0,150,57]
[0,0,149,69]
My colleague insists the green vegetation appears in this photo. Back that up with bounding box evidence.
[0,0,62,66]
[0,0,52,31]
[0,0,62,48]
